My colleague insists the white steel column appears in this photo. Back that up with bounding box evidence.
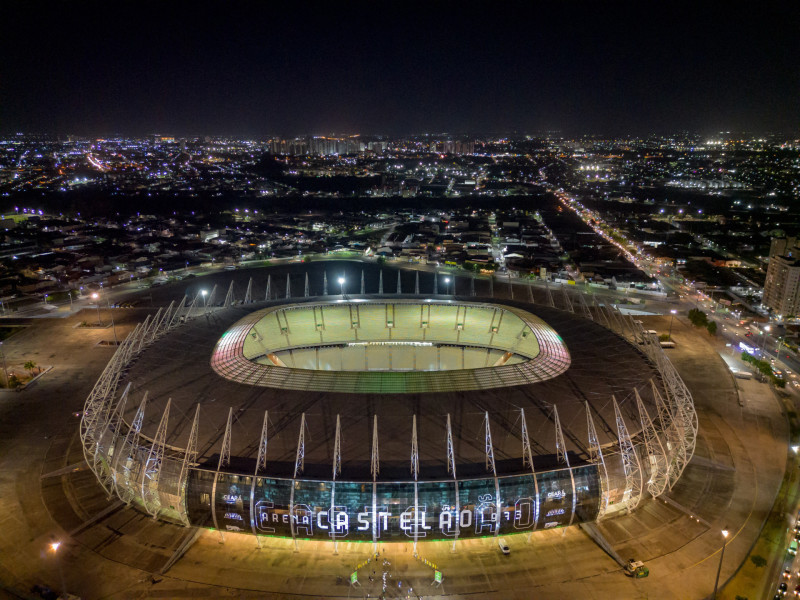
[371,415,379,551]
[447,413,459,551]
[484,412,501,537]
[178,404,200,525]
[635,389,668,498]
[585,402,610,519]
[141,398,171,518]
[520,408,540,530]
[553,406,577,526]
[613,396,643,512]
[332,414,342,554]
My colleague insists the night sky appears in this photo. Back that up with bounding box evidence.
[1,1,797,137]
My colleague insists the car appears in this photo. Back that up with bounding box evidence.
[745,331,753,337]
[780,581,788,594]
[498,538,510,555]
[786,568,793,578]
[794,584,800,596]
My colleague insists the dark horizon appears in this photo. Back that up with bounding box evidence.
[2,1,798,138]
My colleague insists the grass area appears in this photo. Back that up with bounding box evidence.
[0,326,26,341]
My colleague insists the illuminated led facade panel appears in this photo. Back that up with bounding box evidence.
[187,465,599,541]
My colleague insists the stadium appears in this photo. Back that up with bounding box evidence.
[80,265,697,547]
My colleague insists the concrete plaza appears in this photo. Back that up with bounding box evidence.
[0,299,789,599]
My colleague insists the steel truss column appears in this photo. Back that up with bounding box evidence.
[211,407,234,541]
[446,414,460,550]
[411,415,419,551]
[433,274,438,295]
[206,284,218,311]
[141,398,171,518]
[397,271,402,295]
[635,389,669,498]
[290,413,307,551]
[520,408,540,528]
[623,313,640,344]
[223,281,235,308]
[361,271,365,295]
[186,293,200,319]
[527,282,534,304]
[303,273,309,298]
[603,304,624,336]
[560,286,573,312]
[142,309,161,345]
[470,275,475,297]
[415,271,420,295]
[98,382,131,495]
[265,275,272,301]
[488,276,493,298]
[332,414,342,554]
[115,392,147,504]
[169,296,187,329]
[585,402,610,519]
[552,406,577,526]
[285,273,291,299]
[245,277,253,303]
[612,396,644,512]
[251,410,269,545]
[178,404,200,525]
[592,296,611,328]
[653,345,697,487]
[323,272,328,296]
[508,273,513,299]
[81,331,134,474]
[577,293,593,320]
[544,280,555,307]
[378,270,383,295]
[651,379,683,488]
[483,412,501,537]
[152,301,174,341]
[371,415,379,550]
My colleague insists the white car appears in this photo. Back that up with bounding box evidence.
[498,538,510,555]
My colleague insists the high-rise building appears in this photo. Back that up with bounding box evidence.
[763,237,800,316]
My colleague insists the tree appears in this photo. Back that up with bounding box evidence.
[23,360,36,376]
[687,308,709,328]
[706,321,717,336]
[376,256,387,266]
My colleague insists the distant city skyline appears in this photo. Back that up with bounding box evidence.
[1,1,797,137]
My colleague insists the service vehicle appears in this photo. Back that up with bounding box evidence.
[624,559,649,578]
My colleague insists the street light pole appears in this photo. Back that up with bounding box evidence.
[760,326,771,356]
[668,309,677,340]
[337,277,346,298]
[445,277,451,296]
[712,526,729,599]
[104,292,118,346]
[91,293,102,325]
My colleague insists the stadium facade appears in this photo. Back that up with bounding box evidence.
[80,268,697,546]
